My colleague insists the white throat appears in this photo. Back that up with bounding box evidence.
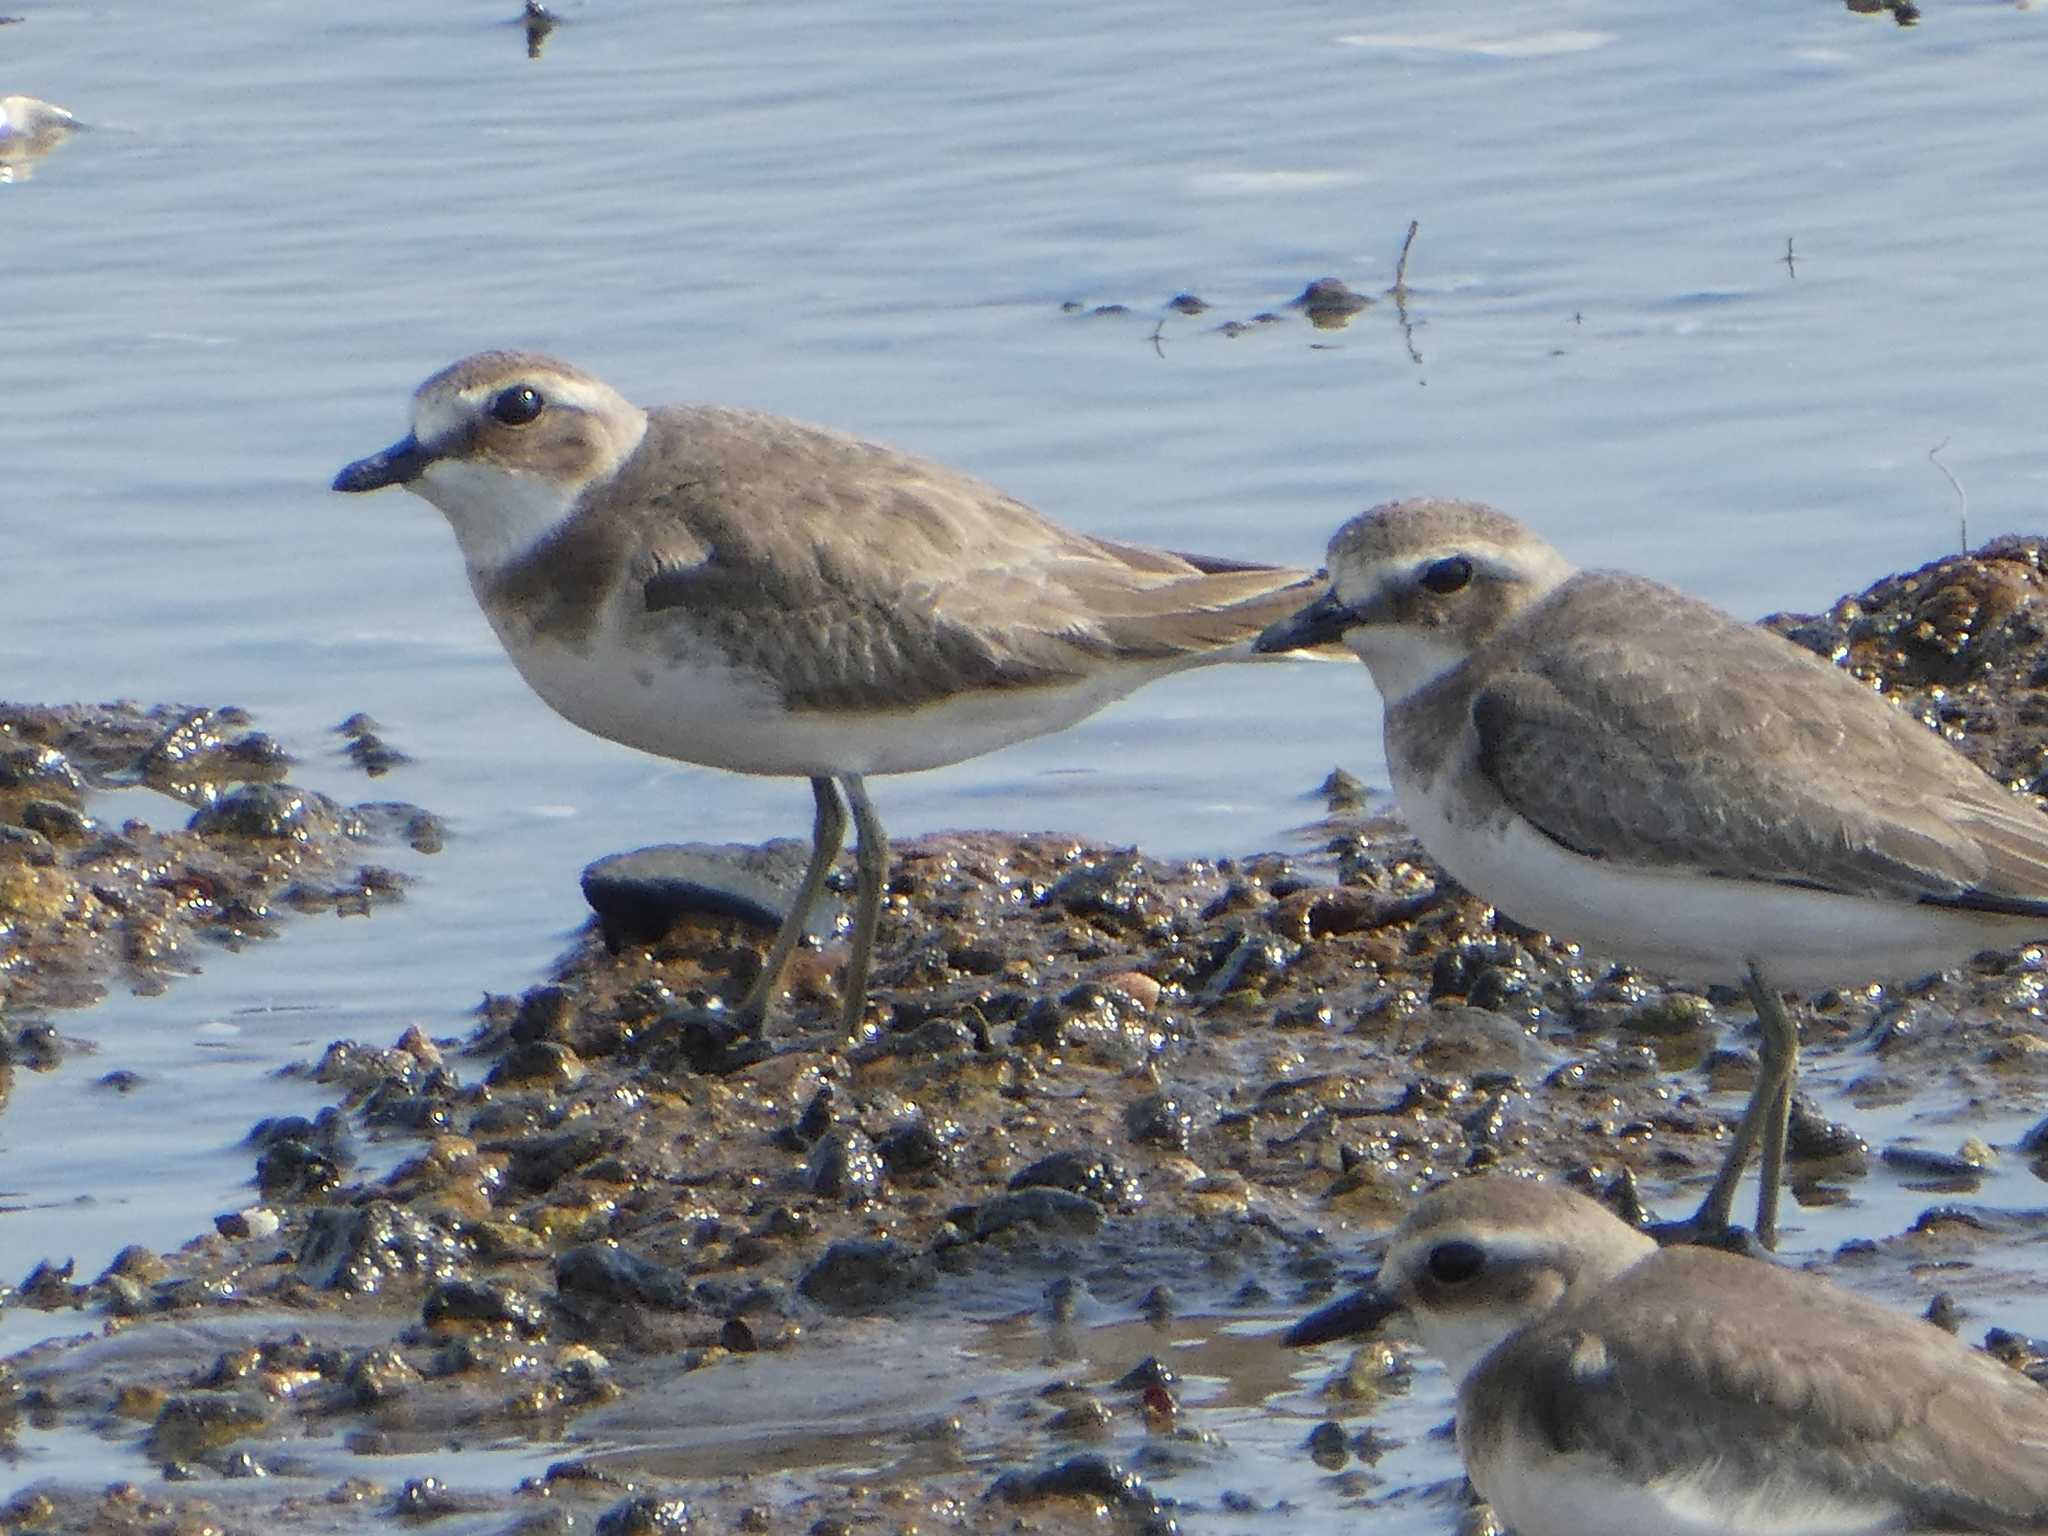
[413,459,592,574]
[1346,626,1473,703]
[1415,1307,1523,1392]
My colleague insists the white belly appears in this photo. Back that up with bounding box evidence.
[487,603,1201,780]
[1394,764,2042,993]
[1472,1427,1904,1536]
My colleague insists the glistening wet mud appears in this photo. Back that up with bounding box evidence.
[10,543,2048,1534]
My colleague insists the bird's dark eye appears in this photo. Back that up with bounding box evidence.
[1425,1240,1485,1284]
[490,385,544,426]
[1420,556,1474,595]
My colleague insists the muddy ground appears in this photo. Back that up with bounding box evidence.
[8,539,2048,1536]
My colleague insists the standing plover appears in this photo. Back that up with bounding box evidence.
[1255,498,2048,1245]
[334,350,1327,1034]
[1288,1175,2048,1536]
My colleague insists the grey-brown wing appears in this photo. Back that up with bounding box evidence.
[1469,572,2048,910]
[1466,1251,2048,1532]
[624,406,1319,712]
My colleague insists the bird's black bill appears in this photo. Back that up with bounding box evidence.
[333,434,435,493]
[1284,1282,1400,1346]
[1254,588,1357,654]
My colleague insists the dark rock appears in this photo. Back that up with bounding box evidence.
[597,1495,694,1536]
[796,1239,935,1311]
[1036,852,1150,926]
[555,1243,692,1309]
[973,1187,1106,1238]
[423,1279,548,1337]
[145,1394,269,1462]
[1013,984,1160,1068]
[640,1011,771,1076]
[1125,1093,1194,1151]
[804,1128,884,1203]
[1009,1150,1140,1210]
[581,841,837,949]
[986,1456,1175,1535]
[296,1201,471,1292]
[488,1039,585,1089]
[187,783,349,842]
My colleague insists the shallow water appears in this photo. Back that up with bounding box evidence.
[6,0,2048,1521]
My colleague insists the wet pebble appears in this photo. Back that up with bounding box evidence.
[1035,852,1152,926]
[187,783,346,842]
[596,1494,694,1536]
[582,840,831,949]
[1013,984,1160,1068]
[1290,276,1372,326]
[145,1394,270,1462]
[423,1279,548,1337]
[489,1038,586,1089]
[875,1114,957,1178]
[214,1206,281,1241]
[1008,1149,1140,1210]
[1882,1142,1991,1181]
[0,742,86,802]
[555,1242,692,1310]
[1124,1092,1195,1150]
[973,1187,1107,1239]
[795,1238,935,1311]
[805,1127,884,1203]
[1306,1419,1348,1468]
[986,1456,1175,1535]
[296,1200,471,1292]
[1786,1095,1868,1168]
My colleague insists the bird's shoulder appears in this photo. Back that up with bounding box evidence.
[1465,1248,2048,1525]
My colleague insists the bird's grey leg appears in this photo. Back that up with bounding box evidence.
[734,776,846,1030]
[841,774,889,1035]
[1682,962,1797,1248]
[1748,964,1798,1250]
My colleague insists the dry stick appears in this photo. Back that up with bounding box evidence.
[1390,220,1423,367]
[1392,219,1420,300]
[1928,437,1968,553]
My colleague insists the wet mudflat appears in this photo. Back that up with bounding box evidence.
[11,544,2048,1535]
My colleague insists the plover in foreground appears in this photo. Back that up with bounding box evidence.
[1288,1175,2048,1536]
[1256,499,2048,1246]
[334,351,1327,1033]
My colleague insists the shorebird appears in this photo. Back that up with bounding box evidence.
[0,96,80,182]
[1255,498,2048,1246]
[1287,1175,2048,1536]
[334,350,1327,1035]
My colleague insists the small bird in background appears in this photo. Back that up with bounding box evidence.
[335,350,1330,1036]
[1257,498,2048,1246]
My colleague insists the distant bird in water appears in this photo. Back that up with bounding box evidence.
[0,96,81,182]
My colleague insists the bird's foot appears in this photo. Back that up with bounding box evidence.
[1647,1212,1770,1257]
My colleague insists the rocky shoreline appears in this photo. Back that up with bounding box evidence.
[7,538,2048,1535]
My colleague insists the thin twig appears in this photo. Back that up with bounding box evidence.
[1928,437,1968,552]
[1390,220,1423,367]
[1391,220,1420,300]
